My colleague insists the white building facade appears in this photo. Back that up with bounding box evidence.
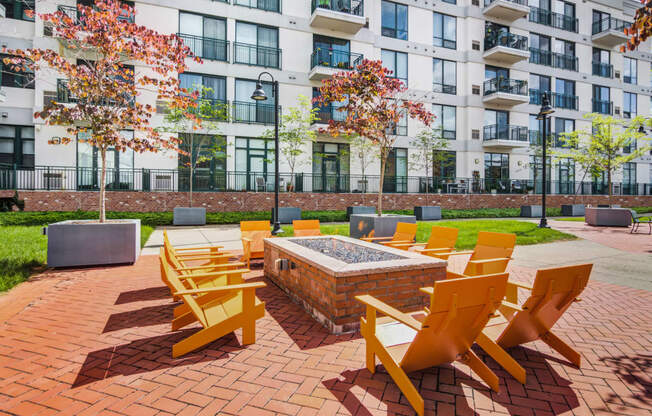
[1,0,651,195]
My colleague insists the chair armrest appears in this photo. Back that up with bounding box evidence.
[507,280,533,291]
[176,268,250,281]
[445,270,467,280]
[501,300,524,312]
[175,245,224,252]
[355,295,422,331]
[380,240,415,246]
[174,262,246,272]
[388,242,421,248]
[176,254,232,261]
[361,236,393,242]
[441,250,474,257]
[417,247,454,253]
[174,281,266,296]
[467,257,511,265]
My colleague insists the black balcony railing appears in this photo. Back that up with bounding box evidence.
[232,101,280,124]
[592,99,613,115]
[529,48,577,71]
[484,32,529,52]
[313,104,347,124]
[177,33,229,62]
[310,49,363,70]
[529,7,578,33]
[483,124,528,142]
[529,90,578,110]
[433,82,457,95]
[529,131,577,148]
[233,0,281,13]
[311,0,364,16]
[484,0,527,5]
[592,17,630,35]
[56,4,134,25]
[592,61,613,78]
[233,42,281,68]
[483,77,528,96]
[56,79,134,106]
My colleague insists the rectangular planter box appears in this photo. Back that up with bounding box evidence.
[47,219,140,268]
[272,207,302,224]
[173,207,206,226]
[346,206,375,220]
[349,214,416,239]
[520,205,542,218]
[585,207,632,227]
[414,206,441,221]
[561,204,585,217]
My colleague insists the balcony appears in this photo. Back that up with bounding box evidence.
[592,99,613,115]
[529,48,577,71]
[433,82,456,95]
[529,7,578,33]
[178,33,229,62]
[592,17,630,48]
[483,77,529,106]
[312,104,347,125]
[309,49,363,81]
[483,124,529,148]
[592,61,613,78]
[483,0,529,21]
[56,4,134,26]
[57,79,133,106]
[233,0,280,13]
[233,43,281,69]
[232,101,280,124]
[483,32,530,64]
[529,90,578,111]
[310,0,365,34]
[529,131,576,148]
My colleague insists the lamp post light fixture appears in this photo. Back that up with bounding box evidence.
[536,93,555,228]
[251,71,281,235]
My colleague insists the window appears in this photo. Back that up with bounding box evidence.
[530,155,551,193]
[234,22,280,68]
[313,142,349,192]
[433,59,456,94]
[178,134,226,191]
[623,163,636,191]
[433,151,456,179]
[178,13,227,61]
[623,92,637,118]
[0,0,34,21]
[553,38,576,70]
[179,73,226,102]
[442,0,456,3]
[484,109,509,141]
[0,125,34,168]
[485,65,508,81]
[592,85,611,114]
[554,118,574,147]
[592,48,611,77]
[313,35,352,69]
[432,104,456,139]
[77,131,134,190]
[484,153,510,191]
[234,79,276,124]
[529,74,551,105]
[530,33,551,66]
[388,110,408,136]
[235,137,275,191]
[623,138,636,154]
[0,54,34,89]
[557,157,575,194]
[433,12,456,49]
[233,0,280,13]
[381,1,408,40]
[555,78,576,109]
[381,49,408,85]
[623,57,637,84]
[592,9,610,33]
[529,114,550,146]
[383,148,407,193]
[312,88,347,123]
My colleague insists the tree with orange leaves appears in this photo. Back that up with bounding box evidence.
[314,59,434,215]
[623,0,652,51]
[2,0,200,222]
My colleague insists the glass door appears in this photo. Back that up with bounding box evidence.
[323,155,339,192]
[249,154,266,191]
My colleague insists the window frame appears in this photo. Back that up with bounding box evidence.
[433,12,456,49]
[381,49,408,85]
[433,58,456,95]
[0,125,34,168]
[381,1,408,40]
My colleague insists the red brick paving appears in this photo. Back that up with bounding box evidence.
[0,255,651,416]
[547,220,652,254]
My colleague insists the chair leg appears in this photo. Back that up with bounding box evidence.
[540,331,581,367]
[505,284,518,304]
[241,319,256,345]
[476,332,526,384]
[459,349,500,392]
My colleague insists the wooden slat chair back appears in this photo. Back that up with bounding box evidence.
[471,231,516,261]
[361,222,417,249]
[293,220,321,237]
[240,221,271,267]
[391,226,459,254]
[163,229,233,268]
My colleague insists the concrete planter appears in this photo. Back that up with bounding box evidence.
[346,206,376,220]
[414,206,441,221]
[46,219,140,268]
[585,207,631,227]
[561,204,585,217]
[349,214,416,239]
[173,207,206,226]
[520,205,542,218]
[271,207,301,224]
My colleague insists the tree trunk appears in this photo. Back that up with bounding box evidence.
[189,135,194,208]
[378,149,388,216]
[99,147,107,223]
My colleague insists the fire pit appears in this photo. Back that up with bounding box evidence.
[264,235,447,334]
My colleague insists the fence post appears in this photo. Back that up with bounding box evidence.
[12,163,17,190]
[46,166,50,191]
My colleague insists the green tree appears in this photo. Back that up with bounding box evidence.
[350,134,379,191]
[555,114,651,198]
[409,127,450,197]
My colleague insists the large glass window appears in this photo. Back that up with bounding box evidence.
[529,113,550,146]
[381,49,408,85]
[179,73,226,102]
[623,162,636,194]
[313,35,351,68]
[530,155,551,193]
[234,79,275,124]
[234,22,279,68]
[530,74,551,97]
[178,133,226,191]
[485,65,509,81]
[433,59,456,94]
[624,92,637,119]
[557,158,575,194]
[312,142,349,192]
[77,131,134,190]
[0,0,34,21]
[235,137,275,191]
[433,150,456,179]
[383,148,407,193]
[381,1,408,40]
[623,57,637,84]
[0,125,34,167]
[554,118,574,147]
[484,109,509,141]
[433,12,456,49]
[592,85,611,114]
[0,54,34,89]
[432,104,456,140]
[530,33,551,66]
[179,12,227,61]
[484,153,510,192]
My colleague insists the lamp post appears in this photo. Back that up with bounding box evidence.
[536,93,555,228]
[251,72,281,235]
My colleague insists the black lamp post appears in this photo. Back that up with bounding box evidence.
[251,72,281,235]
[536,93,555,228]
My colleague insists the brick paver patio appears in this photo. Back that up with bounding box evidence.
[0,254,650,416]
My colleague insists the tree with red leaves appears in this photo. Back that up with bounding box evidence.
[314,59,434,215]
[623,0,652,51]
[2,0,200,222]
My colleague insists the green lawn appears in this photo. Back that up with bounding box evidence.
[0,224,153,293]
[280,219,576,250]
[556,217,587,222]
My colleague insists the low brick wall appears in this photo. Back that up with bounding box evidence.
[1,190,651,212]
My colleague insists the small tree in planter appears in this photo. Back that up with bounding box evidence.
[409,127,450,199]
[314,59,434,215]
[262,95,317,192]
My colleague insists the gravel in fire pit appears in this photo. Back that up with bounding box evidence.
[290,238,406,264]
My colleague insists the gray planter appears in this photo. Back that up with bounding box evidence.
[561,204,585,217]
[272,207,301,224]
[173,207,206,226]
[346,206,375,220]
[349,214,416,239]
[414,206,441,221]
[46,219,140,268]
[586,207,631,227]
[521,205,542,218]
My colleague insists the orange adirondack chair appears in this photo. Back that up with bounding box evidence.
[159,250,266,358]
[437,231,516,278]
[356,273,509,416]
[241,221,272,268]
[392,226,459,256]
[163,230,234,268]
[481,263,592,368]
[361,222,417,249]
[293,220,321,237]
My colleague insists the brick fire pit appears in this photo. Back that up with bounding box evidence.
[264,236,447,334]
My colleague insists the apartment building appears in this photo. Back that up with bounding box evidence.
[1,0,651,196]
